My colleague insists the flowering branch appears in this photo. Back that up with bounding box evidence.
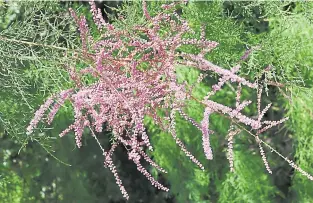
[26,1,312,199]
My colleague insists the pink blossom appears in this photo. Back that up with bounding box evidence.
[26,96,54,135]
[26,1,302,199]
[201,107,213,160]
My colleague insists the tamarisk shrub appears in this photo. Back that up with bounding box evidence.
[26,1,313,200]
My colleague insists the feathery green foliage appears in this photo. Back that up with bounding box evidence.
[0,1,77,142]
[287,87,313,202]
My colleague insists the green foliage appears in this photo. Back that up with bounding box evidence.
[268,11,313,86]
[238,2,313,87]
[218,151,278,203]
[287,87,313,202]
[184,1,244,67]
[0,1,77,142]
[0,166,23,203]
[223,1,270,34]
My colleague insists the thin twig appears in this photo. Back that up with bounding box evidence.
[0,35,69,51]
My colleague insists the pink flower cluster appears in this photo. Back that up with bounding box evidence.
[26,0,311,199]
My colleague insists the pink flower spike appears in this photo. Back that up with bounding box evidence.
[26,96,54,135]
[201,107,213,160]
